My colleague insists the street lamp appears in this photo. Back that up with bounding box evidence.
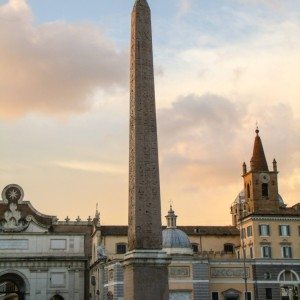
[239,195,248,300]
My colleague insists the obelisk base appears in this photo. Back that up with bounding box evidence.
[123,250,170,300]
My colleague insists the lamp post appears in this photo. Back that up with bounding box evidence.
[239,195,248,300]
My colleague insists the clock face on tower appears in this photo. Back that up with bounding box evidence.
[259,173,270,183]
[2,184,24,203]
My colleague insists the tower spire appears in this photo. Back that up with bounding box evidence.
[250,127,269,172]
[166,205,177,228]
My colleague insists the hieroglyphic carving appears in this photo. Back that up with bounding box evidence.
[128,0,162,251]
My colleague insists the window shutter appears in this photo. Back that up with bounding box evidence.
[279,225,282,236]
[267,225,270,236]
[289,247,292,258]
[269,246,272,258]
[259,225,262,235]
[287,225,290,236]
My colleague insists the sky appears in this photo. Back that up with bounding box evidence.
[0,0,299,225]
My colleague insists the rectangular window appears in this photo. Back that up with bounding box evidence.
[282,246,292,258]
[250,247,253,258]
[192,244,199,253]
[116,243,127,254]
[241,228,246,239]
[224,244,234,253]
[261,245,272,258]
[212,292,219,300]
[279,225,290,236]
[244,291,251,300]
[247,225,253,237]
[266,288,272,299]
[259,224,270,236]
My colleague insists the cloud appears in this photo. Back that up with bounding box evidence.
[238,0,285,10]
[0,0,127,119]
[178,0,191,16]
[158,94,300,193]
[54,160,126,175]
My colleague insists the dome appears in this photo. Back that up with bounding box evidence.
[163,228,191,248]
[233,190,245,205]
[162,206,193,255]
[233,189,286,207]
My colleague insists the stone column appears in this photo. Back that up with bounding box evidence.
[124,1,170,299]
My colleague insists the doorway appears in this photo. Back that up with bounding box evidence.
[222,289,240,300]
[281,285,299,300]
[279,270,299,300]
[0,273,27,300]
[50,295,64,300]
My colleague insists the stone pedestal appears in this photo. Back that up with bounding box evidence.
[123,250,170,300]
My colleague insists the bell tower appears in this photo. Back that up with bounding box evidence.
[242,128,280,213]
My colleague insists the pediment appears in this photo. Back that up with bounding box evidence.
[222,289,241,296]
[0,184,56,233]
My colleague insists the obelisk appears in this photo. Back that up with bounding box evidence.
[123,0,170,299]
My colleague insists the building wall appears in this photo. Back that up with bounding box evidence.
[239,216,300,259]
[0,228,87,299]
[0,262,85,300]
[253,263,300,300]
[0,233,85,257]
[189,235,240,255]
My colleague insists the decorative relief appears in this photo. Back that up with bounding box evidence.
[0,260,85,269]
[97,246,107,260]
[1,184,24,203]
[0,203,31,232]
[210,267,250,278]
[169,266,190,278]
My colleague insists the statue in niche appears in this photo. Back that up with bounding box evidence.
[97,245,107,260]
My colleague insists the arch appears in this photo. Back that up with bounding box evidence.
[0,270,30,300]
[0,269,30,292]
[222,288,241,300]
[51,295,64,300]
[262,183,269,197]
[247,184,250,199]
[278,270,300,282]
[278,270,299,300]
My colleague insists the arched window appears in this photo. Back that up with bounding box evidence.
[247,184,250,199]
[278,270,299,282]
[262,183,269,197]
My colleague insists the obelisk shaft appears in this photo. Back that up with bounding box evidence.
[128,0,162,251]
[124,1,169,299]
